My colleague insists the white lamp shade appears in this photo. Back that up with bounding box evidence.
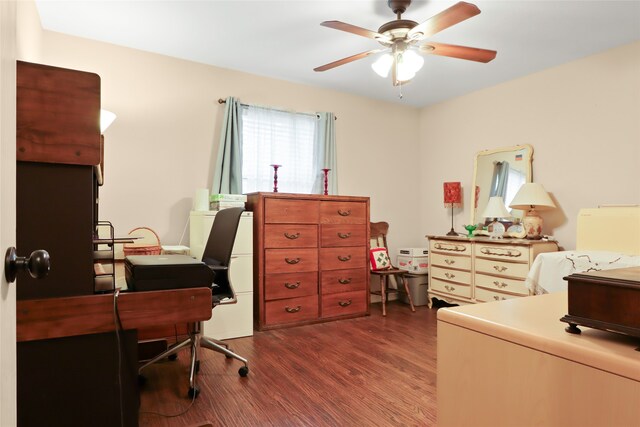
[372,54,393,78]
[482,196,511,219]
[509,183,556,210]
[100,109,117,133]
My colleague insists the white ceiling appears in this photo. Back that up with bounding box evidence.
[35,0,640,107]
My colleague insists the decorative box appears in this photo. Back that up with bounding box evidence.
[397,247,429,274]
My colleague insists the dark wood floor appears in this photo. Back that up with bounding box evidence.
[138,301,438,426]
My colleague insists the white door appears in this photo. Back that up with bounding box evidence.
[0,2,17,425]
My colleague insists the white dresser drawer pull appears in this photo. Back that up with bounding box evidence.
[493,281,508,288]
[444,259,456,265]
[493,265,508,273]
[435,243,466,252]
[285,305,302,313]
[444,285,455,292]
[493,296,506,301]
[480,247,522,257]
[444,272,455,279]
[284,281,300,289]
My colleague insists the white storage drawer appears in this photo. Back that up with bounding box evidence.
[430,252,471,271]
[230,256,253,293]
[431,278,472,299]
[475,258,529,279]
[474,273,529,296]
[202,292,253,339]
[430,266,472,285]
[430,240,472,255]
[474,243,530,261]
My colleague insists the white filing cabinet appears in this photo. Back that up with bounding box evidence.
[190,210,253,339]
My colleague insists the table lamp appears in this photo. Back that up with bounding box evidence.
[482,196,510,239]
[443,182,462,236]
[509,182,556,239]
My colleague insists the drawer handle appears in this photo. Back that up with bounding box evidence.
[493,296,506,301]
[444,285,455,292]
[338,255,352,262]
[285,305,301,313]
[284,232,300,240]
[284,281,300,289]
[337,209,351,216]
[338,299,352,307]
[285,257,301,265]
[493,281,508,289]
[337,232,351,239]
[338,278,352,284]
[480,247,522,257]
[444,272,455,279]
[493,265,508,273]
[444,259,456,265]
[434,243,466,252]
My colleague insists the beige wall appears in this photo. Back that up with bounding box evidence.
[16,1,640,255]
[32,30,421,254]
[419,41,640,250]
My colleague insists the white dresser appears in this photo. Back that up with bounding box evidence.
[190,210,254,339]
[427,235,558,307]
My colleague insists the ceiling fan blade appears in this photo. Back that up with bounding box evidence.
[314,49,386,72]
[321,21,391,43]
[408,1,481,41]
[421,42,496,63]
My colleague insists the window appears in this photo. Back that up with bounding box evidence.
[241,105,316,194]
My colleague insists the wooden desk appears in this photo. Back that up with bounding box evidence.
[437,292,640,427]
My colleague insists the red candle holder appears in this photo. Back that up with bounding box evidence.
[270,164,282,193]
[322,168,331,195]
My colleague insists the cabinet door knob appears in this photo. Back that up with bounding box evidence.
[4,247,50,283]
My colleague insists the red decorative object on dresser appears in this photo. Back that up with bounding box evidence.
[246,192,370,330]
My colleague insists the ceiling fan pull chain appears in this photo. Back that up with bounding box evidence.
[398,81,403,99]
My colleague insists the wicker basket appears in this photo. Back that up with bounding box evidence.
[123,227,162,256]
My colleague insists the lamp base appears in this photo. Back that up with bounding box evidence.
[446,228,458,236]
[523,208,544,239]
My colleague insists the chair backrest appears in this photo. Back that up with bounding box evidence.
[201,207,244,299]
[370,221,390,249]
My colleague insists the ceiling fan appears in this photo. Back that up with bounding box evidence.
[314,1,497,86]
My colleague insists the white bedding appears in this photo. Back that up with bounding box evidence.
[525,251,640,294]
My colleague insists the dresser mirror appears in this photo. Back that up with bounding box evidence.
[470,144,533,226]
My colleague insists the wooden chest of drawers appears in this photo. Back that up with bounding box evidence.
[247,193,370,330]
[427,235,558,307]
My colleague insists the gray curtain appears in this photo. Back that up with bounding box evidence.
[490,161,510,198]
[212,97,243,194]
[311,112,337,195]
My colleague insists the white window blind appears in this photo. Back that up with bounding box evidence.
[241,105,316,193]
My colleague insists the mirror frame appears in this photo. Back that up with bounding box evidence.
[469,144,533,226]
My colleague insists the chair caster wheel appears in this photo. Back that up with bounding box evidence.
[238,366,249,377]
[138,374,147,386]
[188,386,200,399]
[168,354,178,361]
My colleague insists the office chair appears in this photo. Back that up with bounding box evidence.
[138,207,249,398]
[370,221,416,316]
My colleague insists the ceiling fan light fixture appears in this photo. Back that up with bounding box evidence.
[372,53,393,78]
[395,49,424,82]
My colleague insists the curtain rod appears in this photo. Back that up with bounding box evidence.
[218,98,337,120]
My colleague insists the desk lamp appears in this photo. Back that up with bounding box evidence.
[443,182,462,236]
[482,196,510,239]
[509,183,556,239]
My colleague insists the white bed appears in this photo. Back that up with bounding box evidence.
[525,206,640,294]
